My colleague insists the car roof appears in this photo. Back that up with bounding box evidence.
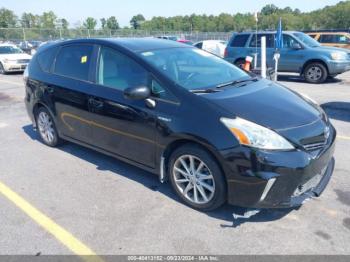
[48,38,189,53]
[236,31,300,35]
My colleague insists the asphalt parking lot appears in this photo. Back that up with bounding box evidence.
[0,72,350,256]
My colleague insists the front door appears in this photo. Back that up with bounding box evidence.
[279,34,306,72]
[87,46,158,168]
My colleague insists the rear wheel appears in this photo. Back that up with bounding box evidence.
[168,144,226,211]
[234,59,245,69]
[35,107,61,147]
[303,62,328,84]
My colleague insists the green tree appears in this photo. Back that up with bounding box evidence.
[41,11,57,28]
[0,8,17,28]
[60,18,69,29]
[100,18,106,29]
[83,17,97,30]
[106,16,119,30]
[130,14,145,29]
[261,4,279,16]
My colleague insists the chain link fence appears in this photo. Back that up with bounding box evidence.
[0,28,232,43]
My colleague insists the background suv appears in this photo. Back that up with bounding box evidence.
[307,32,350,50]
[224,31,350,83]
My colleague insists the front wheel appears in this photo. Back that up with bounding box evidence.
[303,63,328,84]
[168,144,226,211]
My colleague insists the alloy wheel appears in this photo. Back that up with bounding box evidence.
[172,155,215,205]
[37,111,56,144]
[306,66,323,81]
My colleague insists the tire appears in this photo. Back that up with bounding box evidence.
[0,62,6,74]
[35,107,61,147]
[234,59,246,69]
[168,144,226,211]
[303,62,328,84]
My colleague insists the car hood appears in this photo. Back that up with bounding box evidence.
[313,45,350,54]
[203,79,322,131]
[0,53,32,60]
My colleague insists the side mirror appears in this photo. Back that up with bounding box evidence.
[291,43,302,50]
[124,86,151,100]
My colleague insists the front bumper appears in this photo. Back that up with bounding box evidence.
[3,62,28,72]
[328,60,350,75]
[220,125,336,209]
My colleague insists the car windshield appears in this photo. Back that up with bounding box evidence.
[140,47,249,90]
[293,32,321,47]
[0,46,24,54]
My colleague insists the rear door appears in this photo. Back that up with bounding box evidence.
[50,43,97,144]
[247,33,275,68]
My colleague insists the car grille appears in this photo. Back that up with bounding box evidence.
[302,125,330,152]
[303,141,327,151]
[17,59,30,64]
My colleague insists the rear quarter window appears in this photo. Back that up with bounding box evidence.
[36,46,58,73]
[54,44,94,81]
[230,34,250,47]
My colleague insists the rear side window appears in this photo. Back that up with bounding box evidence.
[320,34,349,44]
[249,34,275,48]
[319,34,335,43]
[37,47,58,73]
[54,45,93,81]
[230,35,250,47]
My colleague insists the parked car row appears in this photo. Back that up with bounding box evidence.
[0,43,32,74]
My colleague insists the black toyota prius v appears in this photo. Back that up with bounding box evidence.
[24,38,336,211]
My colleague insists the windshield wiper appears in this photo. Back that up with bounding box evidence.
[189,88,222,94]
[216,77,259,89]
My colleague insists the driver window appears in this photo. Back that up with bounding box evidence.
[98,46,148,91]
[283,35,297,48]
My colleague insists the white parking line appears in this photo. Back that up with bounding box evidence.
[0,123,8,128]
[338,136,350,141]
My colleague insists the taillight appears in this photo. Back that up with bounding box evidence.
[224,48,228,58]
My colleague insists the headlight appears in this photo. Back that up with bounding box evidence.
[3,58,16,63]
[220,117,294,150]
[331,52,346,60]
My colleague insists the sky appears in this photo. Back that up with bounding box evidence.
[1,0,343,27]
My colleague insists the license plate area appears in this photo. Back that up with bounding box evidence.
[293,165,328,197]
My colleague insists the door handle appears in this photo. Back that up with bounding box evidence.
[88,97,104,108]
